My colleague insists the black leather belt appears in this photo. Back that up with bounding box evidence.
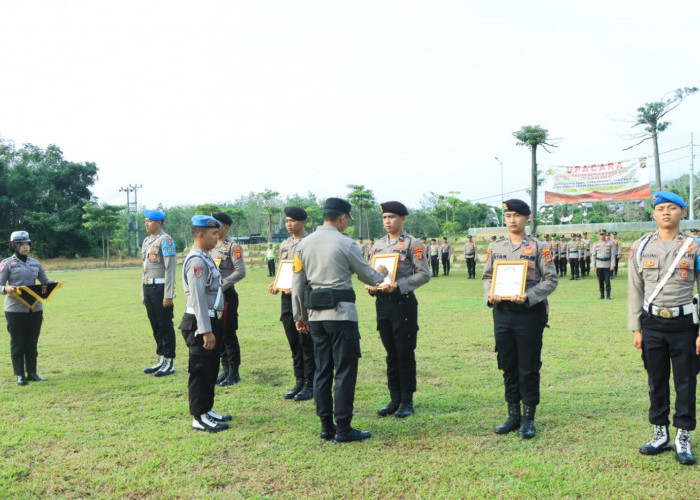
[378,290,414,303]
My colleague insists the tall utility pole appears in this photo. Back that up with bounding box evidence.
[120,184,142,256]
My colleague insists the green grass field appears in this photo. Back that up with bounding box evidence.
[1,261,698,498]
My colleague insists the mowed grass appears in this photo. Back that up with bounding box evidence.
[1,261,698,498]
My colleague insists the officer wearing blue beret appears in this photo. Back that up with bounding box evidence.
[629,191,700,464]
[141,209,178,377]
[179,215,232,432]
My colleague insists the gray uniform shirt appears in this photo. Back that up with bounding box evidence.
[440,242,452,257]
[463,241,477,258]
[183,246,223,336]
[566,240,579,259]
[211,236,246,291]
[0,255,50,312]
[591,240,614,269]
[372,231,430,294]
[141,230,177,299]
[292,225,385,323]
[482,234,559,306]
[628,231,700,331]
[429,244,440,257]
[280,232,308,261]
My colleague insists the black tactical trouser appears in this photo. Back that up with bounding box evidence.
[377,292,419,394]
[5,310,43,376]
[220,288,240,373]
[441,253,450,275]
[596,267,611,297]
[430,256,439,277]
[466,256,476,278]
[558,257,567,276]
[614,256,620,276]
[281,294,315,382]
[641,312,699,431]
[569,258,579,278]
[584,256,591,276]
[493,301,546,407]
[143,283,176,359]
[267,259,276,277]
[180,313,222,417]
[310,320,361,421]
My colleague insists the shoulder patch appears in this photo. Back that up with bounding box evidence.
[0,263,4,273]
[162,236,176,257]
[233,247,243,259]
[485,247,492,261]
[628,247,635,261]
[541,246,553,264]
[293,254,303,273]
[193,266,204,278]
[412,245,424,261]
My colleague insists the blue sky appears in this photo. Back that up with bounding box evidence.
[1,0,698,210]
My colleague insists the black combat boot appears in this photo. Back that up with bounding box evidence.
[219,370,240,386]
[599,292,604,300]
[518,404,536,439]
[284,379,304,399]
[294,381,314,401]
[334,418,371,443]
[216,358,230,385]
[494,402,521,435]
[394,392,414,418]
[377,390,401,416]
[320,417,336,441]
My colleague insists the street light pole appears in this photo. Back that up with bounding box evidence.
[494,157,504,226]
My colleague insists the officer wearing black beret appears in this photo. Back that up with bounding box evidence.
[211,212,246,386]
[268,206,315,401]
[366,201,430,418]
[482,199,558,439]
[292,197,388,443]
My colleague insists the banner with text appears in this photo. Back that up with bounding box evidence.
[544,158,650,204]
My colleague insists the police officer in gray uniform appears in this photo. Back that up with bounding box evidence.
[629,191,700,465]
[366,201,430,418]
[566,234,580,280]
[211,212,246,387]
[464,235,477,279]
[179,215,232,433]
[268,206,315,401]
[0,231,53,385]
[483,200,558,439]
[292,197,388,443]
[141,209,177,377]
[591,230,614,299]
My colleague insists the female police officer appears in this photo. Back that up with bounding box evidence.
[0,231,53,386]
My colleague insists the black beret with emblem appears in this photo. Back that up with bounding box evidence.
[211,212,233,226]
[502,199,531,216]
[284,206,308,221]
[324,197,352,218]
[380,201,408,216]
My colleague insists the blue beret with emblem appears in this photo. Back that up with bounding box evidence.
[651,191,686,209]
[144,209,166,221]
[191,215,221,228]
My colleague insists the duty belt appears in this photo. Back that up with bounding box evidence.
[643,301,693,319]
[378,290,414,303]
[596,257,611,261]
[185,307,222,319]
[143,278,166,285]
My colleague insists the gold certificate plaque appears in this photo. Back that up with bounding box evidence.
[273,260,295,291]
[371,253,399,286]
[490,261,527,300]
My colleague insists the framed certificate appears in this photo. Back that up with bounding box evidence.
[489,261,527,300]
[273,260,295,291]
[371,253,399,286]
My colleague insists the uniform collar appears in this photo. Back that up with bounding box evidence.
[386,230,407,241]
